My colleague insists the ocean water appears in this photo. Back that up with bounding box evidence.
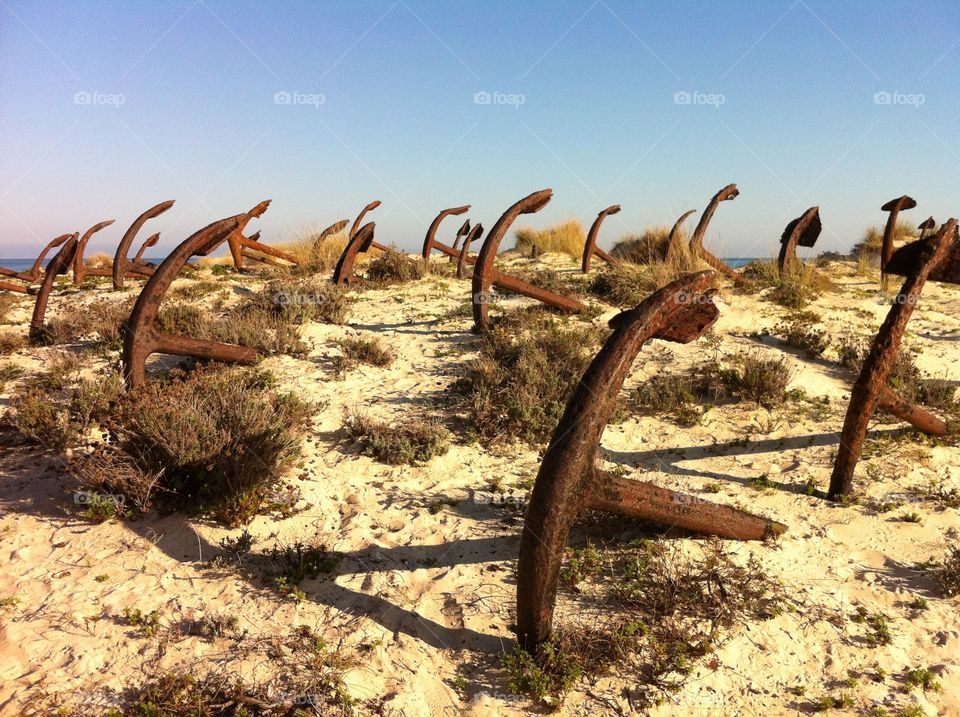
[0,257,163,271]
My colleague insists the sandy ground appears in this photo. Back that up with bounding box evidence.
[0,252,958,716]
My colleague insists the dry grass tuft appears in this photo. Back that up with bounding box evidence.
[333,335,393,374]
[514,219,585,259]
[40,298,135,349]
[851,220,917,262]
[364,248,427,284]
[610,225,681,264]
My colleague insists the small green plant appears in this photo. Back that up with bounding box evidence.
[122,607,162,637]
[559,542,603,588]
[938,546,960,597]
[777,313,831,357]
[364,248,427,283]
[500,641,583,706]
[904,667,941,692]
[851,606,892,646]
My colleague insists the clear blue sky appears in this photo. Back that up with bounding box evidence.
[2,0,959,259]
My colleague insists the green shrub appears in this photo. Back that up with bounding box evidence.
[364,248,426,283]
[452,311,605,444]
[341,411,449,465]
[112,366,312,525]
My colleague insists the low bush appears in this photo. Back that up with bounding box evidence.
[341,411,449,465]
[451,310,606,445]
[776,312,830,357]
[333,336,393,374]
[364,248,426,284]
[41,298,135,349]
[109,366,312,525]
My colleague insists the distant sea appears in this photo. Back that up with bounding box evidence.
[0,257,163,271]
[1,256,762,270]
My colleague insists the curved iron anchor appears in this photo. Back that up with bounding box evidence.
[581,205,621,273]
[917,216,936,241]
[73,220,116,286]
[112,200,175,290]
[777,206,821,277]
[0,233,73,283]
[451,219,471,253]
[332,223,377,285]
[664,209,697,264]
[688,184,746,284]
[828,219,959,500]
[515,271,785,649]
[422,205,470,260]
[879,195,917,292]
[29,234,80,343]
[122,201,270,389]
[316,219,349,246]
[457,223,483,279]
[471,189,585,331]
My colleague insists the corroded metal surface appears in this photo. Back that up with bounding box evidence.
[122,202,270,389]
[2,234,73,283]
[457,223,483,279]
[471,189,585,331]
[332,222,376,285]
[516,271,783,648]
[422,205,470,260]
[29,235,79,343]
[112,200,174,290]
[777,206,821,277]
[688,184,746,284]
[664,209,697,264]
[829,219,958,499]
[73,220,116,285]
[0,280,30,294]
[879,195,917,292]
[352,200,381,239]
[885,230,960,284]
[581,205,621,273]
[317,219,349,245]
[451,219,471,254]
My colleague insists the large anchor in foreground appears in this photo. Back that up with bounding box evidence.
[516,272,785,648]
[122,202,271,389]
[829,218,959,500]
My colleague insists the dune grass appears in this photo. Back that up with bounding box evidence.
[514,219,585,259]
[850,220,917,263]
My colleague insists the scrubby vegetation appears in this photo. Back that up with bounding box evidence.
[514,219,585,259]
[333,335,393,374]
[451,308,606,444]
[61,366,313,526]
[251,278,353,325]
[278,224,351,274]
[776,311,831,357]
[633,350,796,424]
[851,220,917,263]
[502,538,784,708]
[589,244,705,305]
[364,247,427,284]
[39,298,135,349]
[611,225,679,264]
[6,354,124,450]
[741,259,834,309]
[341,411,449,465]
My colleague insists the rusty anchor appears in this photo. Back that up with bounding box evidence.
[72,220,117,285]
[331,223,377,285]
[471,189,587,332]
[580,205,622,273]
[122,202,270,389]
[663,209,697,264]
[515,271,785,649]
[112,200,175,290]
[317,219,349,245]
[917,216,936,241]
[688,184,748,285]
[777,206,822,277]
[828,218,959,500]
[29,235,80,343]
[421,205,471,261]
[0,233,73,284]
[450,219,472,253]
[879,195,917,292]
[456,223,483,279]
